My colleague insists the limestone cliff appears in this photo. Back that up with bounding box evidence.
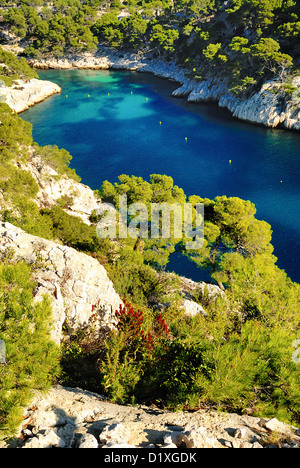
[0,78,61,113]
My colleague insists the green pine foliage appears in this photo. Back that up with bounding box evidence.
[1,0,299,92]
[0,6,299,428]
[0,259,60,439]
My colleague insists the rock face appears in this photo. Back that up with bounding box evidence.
[0,78,61,113]
[2,385,299,449]
[221,78,300,130]
[28,48,300,131]
[0,222,122,344]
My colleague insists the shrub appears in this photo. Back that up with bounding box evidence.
[0,259,60,439]
[100,301,171,404]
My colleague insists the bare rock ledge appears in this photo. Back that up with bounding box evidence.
[1,385,299,449]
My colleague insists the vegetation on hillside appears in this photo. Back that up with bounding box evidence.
[0,47,38,87]
[97,174,300,423]
[0,258,60,439]
[0,0,299,95]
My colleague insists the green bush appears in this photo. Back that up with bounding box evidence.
[40,205,103,252]
[100,296,300,423]
[0,47,38,81]
[0,259,60,439]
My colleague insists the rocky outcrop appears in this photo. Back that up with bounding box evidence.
[2,385,299,448]
[22,153,112,225]
[178,275,223,317]
[221,78,300,130]
[28,48,300,131]
[0,46,299,128]
[0,222,122,344]
[0,78,61,113]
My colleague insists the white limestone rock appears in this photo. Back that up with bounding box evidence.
[181,298,208,317]
[23,429,65,449]
[0,222,122,343]
[100,423,132,446]
[22,154,111,225]
[78,433,99,448]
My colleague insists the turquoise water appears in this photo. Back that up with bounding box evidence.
[22,69,300,283]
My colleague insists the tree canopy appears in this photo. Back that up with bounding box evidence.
[0,0,299,90]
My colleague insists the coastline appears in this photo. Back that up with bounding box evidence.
[27,47,300,131]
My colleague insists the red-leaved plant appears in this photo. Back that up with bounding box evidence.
[115,301,170,357]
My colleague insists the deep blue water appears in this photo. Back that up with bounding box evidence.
[22,69,300,283]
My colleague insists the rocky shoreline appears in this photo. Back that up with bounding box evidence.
[0,77,61,113]
[27,47,300,131]
[1,46,299,129]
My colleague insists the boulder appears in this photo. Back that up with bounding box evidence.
[100,423,132,446]
[181,298,208,317]
[264,418,292,435]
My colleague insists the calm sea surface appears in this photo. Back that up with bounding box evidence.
[22,69,300,283]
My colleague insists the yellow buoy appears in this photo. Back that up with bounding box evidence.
[185,137,188,141]
[159,121,162,125]
[108,93,110,96]
[66,95,68,98]
[146,97,148,100]
[88,94,90,98]
[131,91,133,94]
[229,160,232,164]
